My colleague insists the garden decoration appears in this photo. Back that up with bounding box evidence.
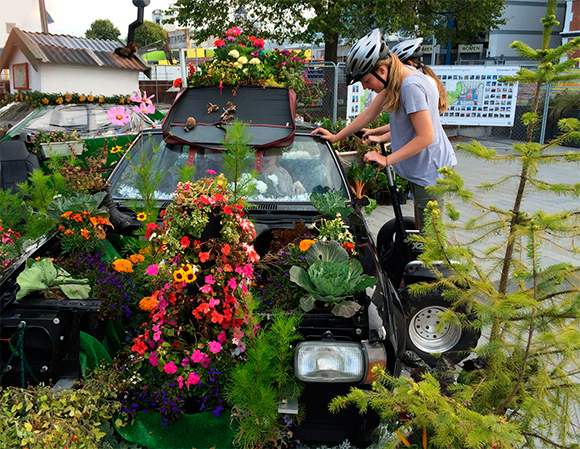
[31,129,83,158]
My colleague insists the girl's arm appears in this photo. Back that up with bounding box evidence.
[364,109,433,167]
[362,124,390,137]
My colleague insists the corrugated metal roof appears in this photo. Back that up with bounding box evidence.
[22,31,147,71]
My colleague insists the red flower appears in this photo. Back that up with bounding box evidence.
[160,209,166,217]
[223,205,233,215]
[214,193,224,202]
[253,38,265,49]
[131,339,147,355]
[214,39,226,47]
[199,252,210,263]
[145,222,158,239]
[249,36,256,42]
[221,244,230,256]
[343,242,355,252]
[173,78,182,88]
[181,236,191,248]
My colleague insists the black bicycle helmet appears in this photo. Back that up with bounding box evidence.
[345,28,390,85]
[391,38,424,63]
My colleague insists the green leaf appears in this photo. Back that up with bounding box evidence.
[305,240,349,265]
[300,294,316,312]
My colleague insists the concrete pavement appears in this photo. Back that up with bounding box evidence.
[365,138,580,273]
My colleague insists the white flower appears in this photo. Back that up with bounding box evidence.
[249,57,261,65]
[268,174,279,186]
[228,49,240,58]
[243,68,248,74]
[255,180,268,193]
[234,62,243,69]
[238,56,248,65]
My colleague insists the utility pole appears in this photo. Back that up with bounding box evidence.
[38,0,49,33]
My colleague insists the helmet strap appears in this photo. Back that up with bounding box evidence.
[371,69,390,90]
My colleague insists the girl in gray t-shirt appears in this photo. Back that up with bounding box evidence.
[312,29,455,230]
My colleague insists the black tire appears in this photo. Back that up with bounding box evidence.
[376,217,416,285]
[401,288,481,367]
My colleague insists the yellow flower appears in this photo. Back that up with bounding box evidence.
[112,258,133,273]
[87,95,94,102]
[238,56,248,65]
[65,93,72,102]
[119,97,125,104]
[42,97,49,104]
[299,239,316,252]
[228,49,240,58]
[56,97,63,104]
[98,96,104,103]
[136,212,147,221]
[79,94,86,102]
[173,269,186,283]
[249,58,261,65]
[111,145,123,154]
[182,264,197,284]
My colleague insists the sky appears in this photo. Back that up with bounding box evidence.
[1,0,174,46]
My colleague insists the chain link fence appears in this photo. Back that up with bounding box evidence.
[301,63,580,148]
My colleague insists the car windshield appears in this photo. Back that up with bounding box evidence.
[0,102,34,131]
[109,132,348,202]
[17,104,148,138]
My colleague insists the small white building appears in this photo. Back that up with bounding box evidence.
[0,28,150,96]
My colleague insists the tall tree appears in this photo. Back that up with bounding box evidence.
[133,20,168,49]
[165,0,506,63]
[85,19,121,41]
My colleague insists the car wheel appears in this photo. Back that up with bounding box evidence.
[401,288,481,367]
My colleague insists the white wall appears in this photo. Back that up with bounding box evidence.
[37,64,140,96]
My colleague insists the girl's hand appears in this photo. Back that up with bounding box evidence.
[311,127,338,143]
[364,150,388,167]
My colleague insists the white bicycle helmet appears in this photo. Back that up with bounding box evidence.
[391,38,424,63]
[345,28,390,85]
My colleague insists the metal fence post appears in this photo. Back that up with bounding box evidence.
[539,82,552,145]
[333,61,338,123]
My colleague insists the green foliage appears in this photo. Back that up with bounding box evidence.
[227,307,304,449]
[290,240,375,317]
[85,19,121,41]
[222,121,258,202]
[15,257,91,300]
[0,188,28,238]
[0,368,122,449]
[166,0,505,63]
[132,20,167,48]
[329,367,523,449]
[309,189,354,219]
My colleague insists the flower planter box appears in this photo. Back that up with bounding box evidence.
[40,141,84,158]
[337,150,364,170]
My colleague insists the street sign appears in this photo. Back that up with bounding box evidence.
[167,29,190,50]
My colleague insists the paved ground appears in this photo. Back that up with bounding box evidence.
[366,138,580,271]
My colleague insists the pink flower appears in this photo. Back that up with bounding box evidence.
[200,354,211,368]
[209,297,220,308]
[218,330,227,344]
[145,264,159,276]
[209,341,222,354]
[206,169,217,174]
[186,372,200,387]
[181,357,190,367]
[205,274,216,284]
[163,361,177,374]
[149,351,159,366]
[227,278,237,291]
[191,350,205,363]
[130,90,155,105]
[200,284,213,294]
[177,375,184,389]
[107,106,131,126]
[133,102,156,115]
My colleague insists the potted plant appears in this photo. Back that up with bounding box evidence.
[31,129,84,158]
[346,161,378,214]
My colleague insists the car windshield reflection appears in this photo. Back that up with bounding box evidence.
[108,132,348,202]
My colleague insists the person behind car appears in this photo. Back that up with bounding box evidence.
[361,37,449,146]
[311,29,456,230]
[260,148,306,197]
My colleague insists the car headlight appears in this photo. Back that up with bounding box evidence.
[294,341,365,382]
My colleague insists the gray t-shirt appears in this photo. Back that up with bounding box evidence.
[389,71,456,187]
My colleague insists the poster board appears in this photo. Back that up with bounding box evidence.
[432,65,520,126]
[346,82,377,124]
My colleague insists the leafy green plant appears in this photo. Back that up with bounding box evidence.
[309,189,354,219]
[227,301,304,449]
[290,240,375,318]
[222,120,258,202]
[15,257,91,300]
[331,3,580,448]
[0,368,122,449]
[347,162,378,214]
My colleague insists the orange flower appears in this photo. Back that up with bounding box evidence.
[42,97,49,104]
[56,97,63,104]
[89,216,99,226]
[70,213,83,223]
[87,95,94,102]
[79,94,86,102]
[119,97,125,104]
[342,242,355,252]
[65,93,72,102]
[80,228,91,240]
[112,258,133,273]
[64,229,74,237]
[58,225,65,232]
[61,211,72,218]
[299,239,316,252]
[98,96,104,103]
[139,296,158,312]
[129,254,144,263]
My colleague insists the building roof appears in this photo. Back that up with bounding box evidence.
[0,28,150,75]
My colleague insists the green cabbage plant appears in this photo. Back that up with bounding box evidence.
[289,240,375,318]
